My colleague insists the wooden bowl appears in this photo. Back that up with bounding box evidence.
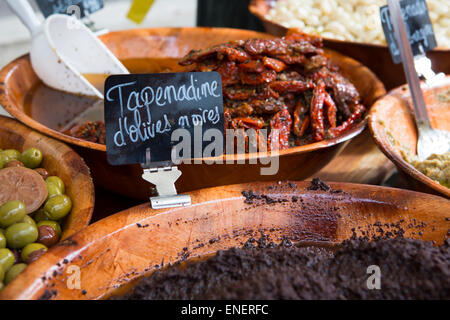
[0,27,385,199]
[249,0,450,90]
[0,180,448,300]
[0,116,94,237]
[369,77,450,198]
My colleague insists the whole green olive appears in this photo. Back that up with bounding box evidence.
[33,208,50,222]
[21,215,37,228]
[0,156,5,170]
[5,263,27,285]
[37,220,61,236]
[0,248,15,272]
[46,181,63,199]
[19,148,43,169]
[21,243,47,263]
[45,176,65,194]
[44,195,72,220]
[5,223,38,249]
[0,232,5,249]
[0,200,27,228]
[1,149,21,163]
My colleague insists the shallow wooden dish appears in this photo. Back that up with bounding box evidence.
[0,27,385,199]
[0,116,94,237]
[369,77,450,198]
[0,180,448,300]
[249,0,450,90]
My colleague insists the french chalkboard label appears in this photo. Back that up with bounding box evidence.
[104,72,224,166]
[380,0,437,64]
[36,0,104,18]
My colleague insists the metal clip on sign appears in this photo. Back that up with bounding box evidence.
[141,148,191,209]
[413,45,445,87]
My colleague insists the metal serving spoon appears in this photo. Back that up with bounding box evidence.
[387,0,450,161]
[6,0,129,99]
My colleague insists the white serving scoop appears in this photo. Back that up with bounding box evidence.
[6,0,129,99]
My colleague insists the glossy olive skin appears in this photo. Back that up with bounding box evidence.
[37,220,61,236]
[19,148,43,169]
[44,195,72,220]
[21,215,37,227]
[5,223,38,249]
[33,209,51,222]
[1,149,21,163]
[0,232,5,249]
[5,263,27,285]
[21,243,47,263]
[46,181,63,199]
[0,248,15,272]
[45,176,65,194]
[0,201,27,228]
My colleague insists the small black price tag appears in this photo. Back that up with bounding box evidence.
[104,72,224,166]
[380,0,437,64]
[36,0,104,18]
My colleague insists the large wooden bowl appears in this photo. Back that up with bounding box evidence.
[0,27,385,199]
[369,77,450,198]
[0,181,448,300]
[249,0,450,90]
[0,116,94,237]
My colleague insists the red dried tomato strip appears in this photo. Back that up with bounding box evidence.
[324,91,337,128]
[240,69,277,85]
[262,57,287,72]
[328,104,365,138]
[238,60,265,73]
[269,80,314,94]
[269,109,292,150]
[310,80,326,141]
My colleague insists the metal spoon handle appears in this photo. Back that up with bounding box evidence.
[387,0,431,129]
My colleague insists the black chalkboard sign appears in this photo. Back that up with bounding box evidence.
[36,0,104,18]
[104,72,224,166]
[380,0,437,64]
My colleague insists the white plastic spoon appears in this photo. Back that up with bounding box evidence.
[6,0,129,99]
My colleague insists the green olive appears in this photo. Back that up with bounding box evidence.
[0,265,4,283]
[21,243,47,263]
[5,223,38,249]
[0,154,7,169]
[1,149,21,163]
[0,248,15,272]
[19,148,43,169]
[0,232,5,249]
[44,195,72,220]
[5,263,27,285]
[0,200,27,228]
[21,215,37,228]
[0,282,3,291]
[45,176,65,194]
[33,208,50,222]
[46,181,63,199]
[37,220,61,236]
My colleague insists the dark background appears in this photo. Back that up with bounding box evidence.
[197,0,264,31]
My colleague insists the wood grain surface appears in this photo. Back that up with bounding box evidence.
[369,77,450,198]
[0,27,385,199]
[249,0,450,90]
[0,181,448,300]
[0,116,94,238]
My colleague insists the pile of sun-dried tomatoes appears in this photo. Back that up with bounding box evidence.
[180,30,365,151]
